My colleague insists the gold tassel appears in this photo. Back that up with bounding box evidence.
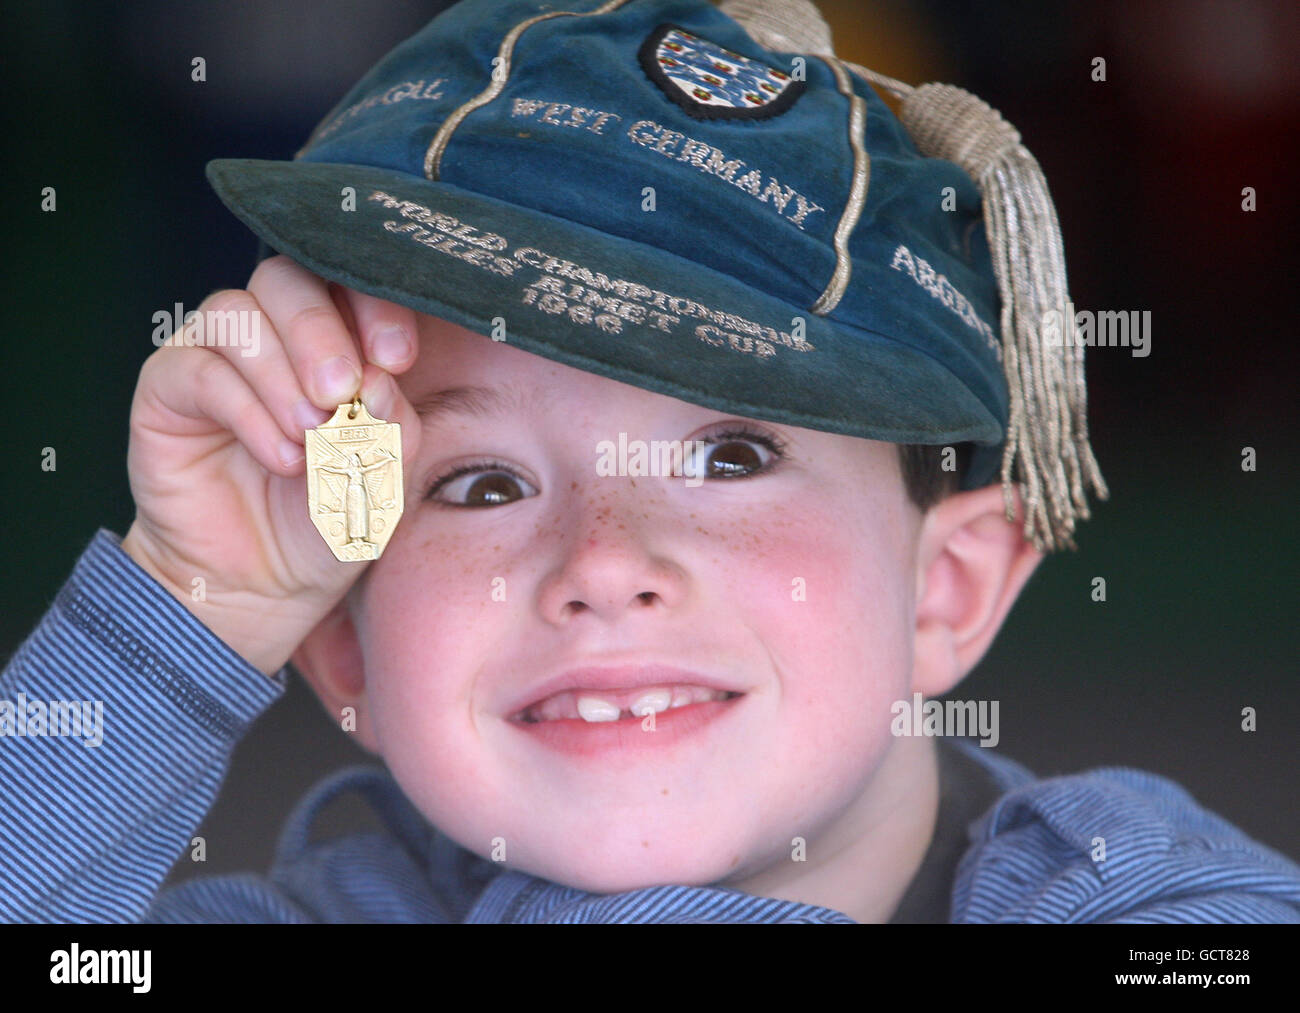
[891,82,1108,551]
[724,3,1108,550]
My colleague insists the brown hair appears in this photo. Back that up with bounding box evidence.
[897,442,974,512]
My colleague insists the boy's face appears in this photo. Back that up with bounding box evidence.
[341,313,927,893]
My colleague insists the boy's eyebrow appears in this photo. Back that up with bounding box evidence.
[411,383,543,425]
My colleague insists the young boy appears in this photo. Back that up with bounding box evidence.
[3,0,1298,923]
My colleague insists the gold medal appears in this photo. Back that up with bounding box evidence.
[305,395,403,561]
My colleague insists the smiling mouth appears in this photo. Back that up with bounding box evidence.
[511,685,742,724]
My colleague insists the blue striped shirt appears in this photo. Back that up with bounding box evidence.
[2,529,1298,923]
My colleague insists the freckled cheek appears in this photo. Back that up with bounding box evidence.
[729,520,911,721]
[354,539,499,716]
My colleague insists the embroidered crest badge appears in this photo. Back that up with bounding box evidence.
[638,23,806,121]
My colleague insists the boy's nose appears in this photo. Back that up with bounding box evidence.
[535,485,690,624]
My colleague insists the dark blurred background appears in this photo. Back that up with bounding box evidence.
[4,0,1297,888]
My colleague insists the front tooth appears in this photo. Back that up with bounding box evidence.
[629,689,673,716]
[577,695,622,722]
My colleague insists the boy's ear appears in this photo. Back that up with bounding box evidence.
[290,598,380,754]
[911,482,1043,698]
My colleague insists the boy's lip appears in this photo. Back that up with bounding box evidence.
[505,664,746,718]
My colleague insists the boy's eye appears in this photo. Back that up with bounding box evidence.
[424,426,785,507]
[687,429,782,478]
[427,463,538,507]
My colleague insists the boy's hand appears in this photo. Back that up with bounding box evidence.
[121,256,423,676]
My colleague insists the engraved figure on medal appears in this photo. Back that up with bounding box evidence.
[305,397,403,561]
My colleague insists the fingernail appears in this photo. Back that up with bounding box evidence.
[279,439,304,469]
[292,397,329,431]
[371,326,410,368]
[315,356,359,404]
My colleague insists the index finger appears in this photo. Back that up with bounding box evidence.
[342,286,419,374]
[247,255,364,409]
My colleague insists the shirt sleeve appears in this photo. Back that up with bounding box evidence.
[0,528,287,923]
